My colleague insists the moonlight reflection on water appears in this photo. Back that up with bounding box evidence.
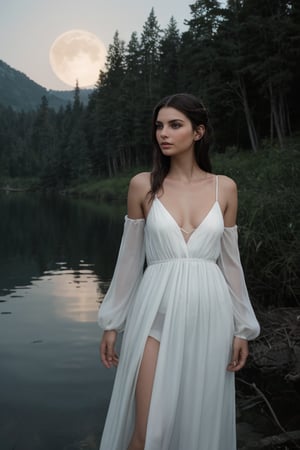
[0,193,124,450]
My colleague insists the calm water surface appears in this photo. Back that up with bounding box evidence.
[0,193,125,450]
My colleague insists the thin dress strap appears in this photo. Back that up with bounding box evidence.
[215,175,219,202]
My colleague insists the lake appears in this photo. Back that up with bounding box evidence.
[0,192,125,450]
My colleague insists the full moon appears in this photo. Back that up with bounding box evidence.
[49,29,107,88]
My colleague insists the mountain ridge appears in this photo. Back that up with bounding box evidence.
[0,60,93,111]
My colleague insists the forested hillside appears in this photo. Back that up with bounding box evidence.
[0,60,93,111]
[0,60,69,111]
[0,0,299,186]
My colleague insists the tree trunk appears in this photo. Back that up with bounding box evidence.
[238,76,259,152]
[270,98,274,144]
[269,83,284,150]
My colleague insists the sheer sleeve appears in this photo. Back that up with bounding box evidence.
[217,225,260,340]
[98,215,145,332]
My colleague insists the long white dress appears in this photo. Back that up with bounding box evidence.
[98,176,260,450]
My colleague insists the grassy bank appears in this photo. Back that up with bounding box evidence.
[213,140,299,307]
[0,176,39,191]
[66,173,135,201]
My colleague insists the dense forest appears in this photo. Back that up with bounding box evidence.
[0,0,299,187]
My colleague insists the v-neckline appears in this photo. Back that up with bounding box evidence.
[155,197,219,245]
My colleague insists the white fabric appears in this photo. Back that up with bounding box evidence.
[98,215,145,332]
[217,226,260,340]
[98,187,260,450]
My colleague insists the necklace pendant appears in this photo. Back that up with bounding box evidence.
[180,227,195,235]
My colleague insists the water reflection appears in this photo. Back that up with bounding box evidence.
[0,192,125,450]
[46,264,103,323]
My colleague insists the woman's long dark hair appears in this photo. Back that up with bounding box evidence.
[150,93,212,198]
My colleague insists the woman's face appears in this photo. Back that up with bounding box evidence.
[155,107,204,157]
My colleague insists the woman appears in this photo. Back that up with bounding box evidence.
[98,93,260,450]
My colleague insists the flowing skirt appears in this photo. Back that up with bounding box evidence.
[99,259,236,450]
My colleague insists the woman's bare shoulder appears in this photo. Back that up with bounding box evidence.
[129,172,151,196]
[127,172,151,219]
[217,174,237,196]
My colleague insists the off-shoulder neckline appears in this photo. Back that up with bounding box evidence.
[125,215,145,222]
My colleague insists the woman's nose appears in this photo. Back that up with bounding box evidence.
[159,126,168,137]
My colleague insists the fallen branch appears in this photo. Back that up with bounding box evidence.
[236,378,286,433]
[240,429,300,449]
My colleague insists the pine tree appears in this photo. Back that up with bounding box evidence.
[123,32,144,167]
[31,96,56,174]
[159,17,181,96]
[182,0,222,98]
[93,31,127,176]
[140,8,162,101]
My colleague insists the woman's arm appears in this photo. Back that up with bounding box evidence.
[99,173,150,368]
[218,176,260,372]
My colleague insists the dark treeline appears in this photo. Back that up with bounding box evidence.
[0,0,300,187]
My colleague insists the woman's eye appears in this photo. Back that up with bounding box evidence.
[171,122,181,129]
[155,123,163,130]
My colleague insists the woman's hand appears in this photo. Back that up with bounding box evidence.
[100,330,119,368]
[227,336,249,372]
